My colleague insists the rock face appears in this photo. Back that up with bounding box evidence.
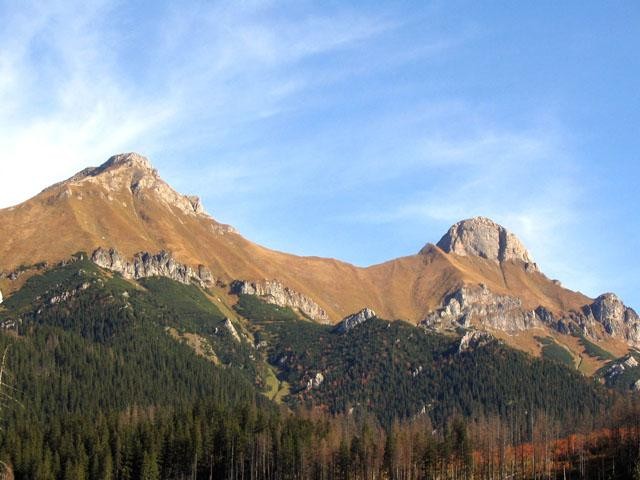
[92,247,214,288]
[230,280,329,323]
[581,293,640,346]
[422,285,541,332]
[50,153,213,218]
[458,330,494,353]
[333,308,376,333]
[49,282,92,305]
[306,372,324,390]
[0,289,3,304]
[223,318,241,342]
[602,354,640,386]
[432,217,538,271]
[186,195,205,215]
[422,284,640,348]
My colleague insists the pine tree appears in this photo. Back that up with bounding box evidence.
[383,429,397,478]
[140,452,160,480]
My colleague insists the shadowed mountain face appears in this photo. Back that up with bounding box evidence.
[0,153,637,356]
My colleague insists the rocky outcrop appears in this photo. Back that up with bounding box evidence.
[197,265,214,284]
[230,280,329,323]
[102,152,155,172]
[210,223,237,235]
[430,217,538,271]
[92,247,214,288]
[422,285,541,332]
[223,318,241,342]
[582,294,640,345]
[0,289,3,304]
[49,282,92,305]
[333,308,376,333]
[458,330,494,353]
[306,372,324,390]
[603,355,640,381]
[422,284,640,348]
[186,195,205,215]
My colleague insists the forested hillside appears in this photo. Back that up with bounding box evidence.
[0,258,637,479]
[235,295,612,427]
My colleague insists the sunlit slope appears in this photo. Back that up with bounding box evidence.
[0,153,593,325]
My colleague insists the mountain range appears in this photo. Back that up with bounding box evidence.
[1,152,638,375]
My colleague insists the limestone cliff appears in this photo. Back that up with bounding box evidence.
[422,285,541,332]
[92,247,214,288]
[582,294,640,346]
[422,284,640,348]
[230,280,329,323]
[333,308,376,333]
[431,216,538,271]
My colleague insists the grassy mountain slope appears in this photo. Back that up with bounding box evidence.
[0,154,593,329]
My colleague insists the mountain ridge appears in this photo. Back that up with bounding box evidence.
[0,152,636,360]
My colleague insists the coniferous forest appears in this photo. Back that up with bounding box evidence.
[0,257,640,479]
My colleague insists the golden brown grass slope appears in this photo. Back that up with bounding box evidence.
[0,154,592,325]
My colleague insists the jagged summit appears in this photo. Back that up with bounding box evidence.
[429,216,537,271]
[87,152,158,179]
[65,152,158,184]
[103,152,154,171]
[43,152,158,193]
[43,153,207,217]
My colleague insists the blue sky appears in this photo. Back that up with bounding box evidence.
[1,1,639,308]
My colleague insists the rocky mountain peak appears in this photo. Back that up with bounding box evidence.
[50,152,158,189]
[432,216,537,271]
[46,153,210,217]
[100,152,156,174]
[586,293,640,339]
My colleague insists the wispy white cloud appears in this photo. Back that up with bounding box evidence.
[0,0,395,206]
[0,1,613,303]
[0,1,175,204]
